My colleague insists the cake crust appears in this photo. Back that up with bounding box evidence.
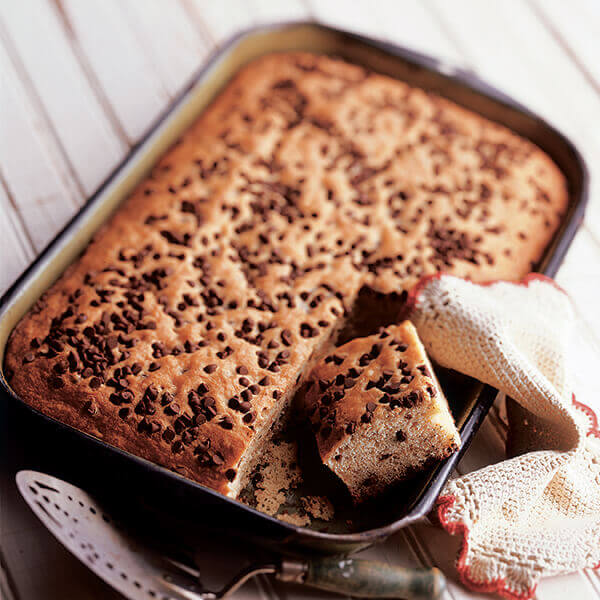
[4,52,568,498]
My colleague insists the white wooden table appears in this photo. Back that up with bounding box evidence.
[1,1,600,599]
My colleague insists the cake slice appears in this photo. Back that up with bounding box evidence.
[302,321,460,502]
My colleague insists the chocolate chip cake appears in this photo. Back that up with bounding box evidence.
[302,322,460,502]
[4,52,568,500]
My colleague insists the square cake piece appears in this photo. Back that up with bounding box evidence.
[302,321,460,502]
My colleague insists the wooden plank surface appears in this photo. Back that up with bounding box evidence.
[119,0,211,96]
[1,1,599,599]
[0,0,127,196]
[59,0,171,143]
[0,30,81,252]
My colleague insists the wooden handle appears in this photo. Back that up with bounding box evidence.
[281,557,446,600]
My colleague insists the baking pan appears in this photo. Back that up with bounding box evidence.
[0,22,588,556]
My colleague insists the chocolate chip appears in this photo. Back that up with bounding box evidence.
[89,376,102,389]
[219,416,234,430]
[204,364,217,374]
[83,400,97,416]
[281,329,292,346]
[48,340,63,353]
[165,403,181,416]
[182,428,198,444]
[402,390,422,408]
[395,430,406,442]
[149,420,161,434]
[144,385,158,402]
[300,323,318,338]
[54,360,68,375]
[160,392,173,406]
[369,343,382,359]
[49,375,64,389]
[344,376,356,389]
[417,365,430,377]
[194,413,207,426]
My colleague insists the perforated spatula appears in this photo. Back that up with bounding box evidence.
[16,471,445,600]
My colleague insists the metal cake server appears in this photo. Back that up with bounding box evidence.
[16,471,445,600]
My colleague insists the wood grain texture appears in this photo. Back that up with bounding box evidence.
[307,0,466,66]
[250,0,308,23]
[0,0,127,196]
[59,0,171,142]
[188,0,256,45]
[0,183,34,294]
[0,28,80,253]
[1,1,599,599]
[119,0,211,96]
[530,0,600,96]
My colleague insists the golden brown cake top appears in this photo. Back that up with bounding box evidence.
[4,52,567,497]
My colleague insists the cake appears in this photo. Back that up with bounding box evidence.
[302,322,460,502]
[4,52,568,500]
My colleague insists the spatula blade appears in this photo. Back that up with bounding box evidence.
[16,470,205,600]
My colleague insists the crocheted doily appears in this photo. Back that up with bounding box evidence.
[408,274,600,599]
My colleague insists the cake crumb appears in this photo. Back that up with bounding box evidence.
[252,440,303,516]
[301,495,335,521]
[242,437,336,526]
[278,511,311,527]
[255,489,287,516]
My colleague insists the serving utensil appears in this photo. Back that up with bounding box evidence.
[16,470,445,600]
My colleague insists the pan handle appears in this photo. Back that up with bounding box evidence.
[278,557,446,600]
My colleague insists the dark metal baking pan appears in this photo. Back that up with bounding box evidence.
[0,22,588,556]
